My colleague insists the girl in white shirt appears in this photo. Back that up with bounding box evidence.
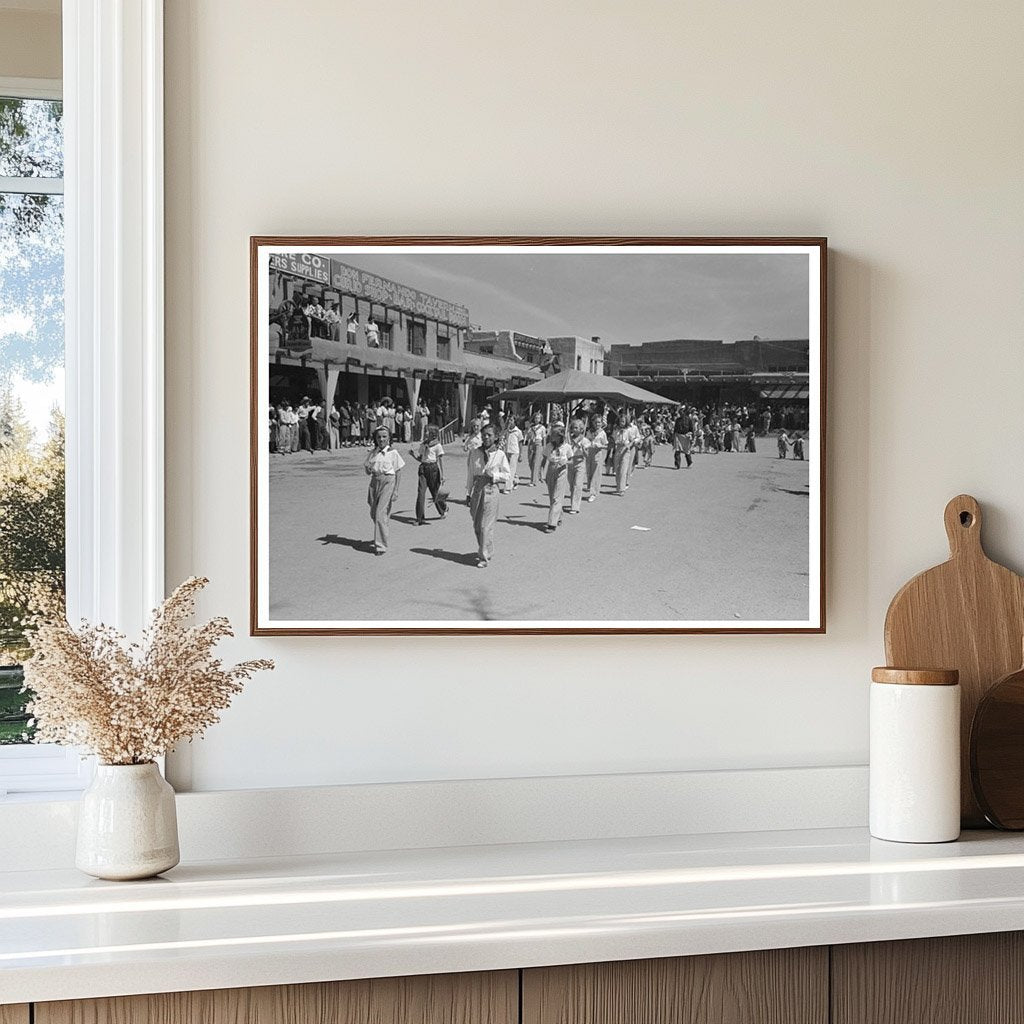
[539,423,573,531]
[410,426,447,524]
[526,411,547,487]
[584,413,608,503]
[501,416,525,489]
[463,417,483,501]
[565,419,592,514]
[612,413,641,495]
[467,424,511,567]
[364,427,405,555]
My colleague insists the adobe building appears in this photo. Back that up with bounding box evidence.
[268,256,543,428]
[465,330,552,369]
[608,336,810,424]
[545,336,607,375]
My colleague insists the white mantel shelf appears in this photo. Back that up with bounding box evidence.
[5,827,1024,1004]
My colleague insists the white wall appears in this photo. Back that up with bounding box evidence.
[0,6,61,81]
[164,1,1024,792]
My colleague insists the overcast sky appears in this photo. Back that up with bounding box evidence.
[342,251,810,348]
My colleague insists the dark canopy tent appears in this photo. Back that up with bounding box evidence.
[495,369,676,406]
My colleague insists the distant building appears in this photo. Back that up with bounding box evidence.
[466,330,551,368]
[608,336,810,423]
[546,335,607,375]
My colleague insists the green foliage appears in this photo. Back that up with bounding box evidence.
[0,392,65,742]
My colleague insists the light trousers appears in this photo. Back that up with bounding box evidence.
[529,445,544,486]
[567,461,586,512]
[505,449,520,487]
[367,474,397,552]
[470,478,500,562]
[585,447,605,499]
[545,464,567,527]
[614,447,634,493]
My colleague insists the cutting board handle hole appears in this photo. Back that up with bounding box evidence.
[960,511,974,527]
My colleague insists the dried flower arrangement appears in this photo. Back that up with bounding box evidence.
[22,577,273,765]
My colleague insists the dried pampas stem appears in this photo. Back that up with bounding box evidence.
[23,577,274,765]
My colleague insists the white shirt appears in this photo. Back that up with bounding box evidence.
[613,424,640,449]
[416,441,445,464]
[502,425,524,454]
[365,320,380,346]
[568,436,592,464]
[469,447,511,487]
[541,441,573,468]
[365,447,406,476]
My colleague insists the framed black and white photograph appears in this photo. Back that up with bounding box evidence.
[250,237,826,635]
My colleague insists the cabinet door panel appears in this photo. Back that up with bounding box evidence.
[0,1007,30,1024]
[36,971,517,1024]
[523,948,827,1024]
[832,932,1024,1024]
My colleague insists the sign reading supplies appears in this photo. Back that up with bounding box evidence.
[270,253,470,327]
[269,252,331,285]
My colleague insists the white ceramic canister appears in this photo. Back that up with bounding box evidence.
[870,667,961,843]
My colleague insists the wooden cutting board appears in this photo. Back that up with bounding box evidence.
[884,494,1024,826]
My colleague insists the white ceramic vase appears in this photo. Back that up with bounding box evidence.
[76,762,180,880]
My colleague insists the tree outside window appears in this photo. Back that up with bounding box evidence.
[0,94,65,744]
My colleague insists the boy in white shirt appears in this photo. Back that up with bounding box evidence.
[467,424,510,567]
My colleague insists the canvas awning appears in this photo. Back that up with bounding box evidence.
[759,385,810,401]
[273,337,545,385]
[496,369,676,405]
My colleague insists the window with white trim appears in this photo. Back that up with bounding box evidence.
[0,79,87,796]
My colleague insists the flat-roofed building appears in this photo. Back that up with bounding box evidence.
[608,336,810,427]
[268,258,543,429]
[546,335,607,375]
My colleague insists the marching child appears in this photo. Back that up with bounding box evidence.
[539,423,572,531]
[364,427,405,555]
[585,413,608,502]
[410,425,447,524]
[565,419,592,514]
[526,411,547,487]
[640,421,655,468]
[502,415,525,488]
[777,430,792,459]
[463,417,483,501]
[467,424,511,567]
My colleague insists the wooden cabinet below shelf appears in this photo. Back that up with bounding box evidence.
[0,1007,29,1024]
[522,947,829,1024]
[34,971,518,1024]
[831,932,1024,1024]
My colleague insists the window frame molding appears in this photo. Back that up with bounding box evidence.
[0,2,165,796]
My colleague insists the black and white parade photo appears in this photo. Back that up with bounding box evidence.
[251,239,825,634]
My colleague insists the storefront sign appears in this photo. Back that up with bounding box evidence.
[269,252,331,285]
[330,259,470,327]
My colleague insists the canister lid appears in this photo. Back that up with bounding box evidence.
[871,667,959,686]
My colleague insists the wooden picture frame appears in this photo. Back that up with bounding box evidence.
[251,236,827,635]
